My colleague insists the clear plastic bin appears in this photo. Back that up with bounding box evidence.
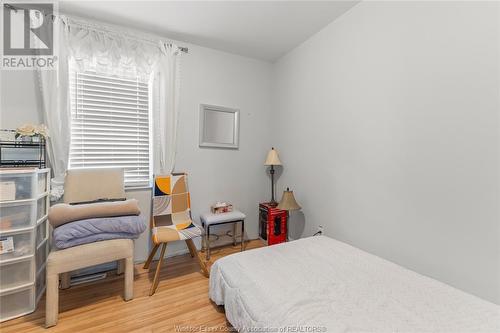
[0,230,34,261]
[35,219,48,248]
[37,172,48,194]
[0,257,34,291]
[36,240,48,273]
[0,200,36,232]
[36,196,48,221]
[35,265,46,301]
[0,173,35,201]
[0,286,35,321]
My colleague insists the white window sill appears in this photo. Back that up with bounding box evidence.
[125,185,152,191]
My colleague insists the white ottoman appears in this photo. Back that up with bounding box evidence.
[200,210,246,260]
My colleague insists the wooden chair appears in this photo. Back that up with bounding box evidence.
[143,172,208,295]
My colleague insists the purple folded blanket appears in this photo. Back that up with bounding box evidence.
[53,215,146,249]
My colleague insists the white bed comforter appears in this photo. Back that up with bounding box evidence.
[209,236,500,333]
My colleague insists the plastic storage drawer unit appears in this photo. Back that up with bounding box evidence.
[0,200,36,232]
[35,239,49,273]
[35,218,48,248]
[0,168,50,322]
[0,286,35,322]
[35,265,46,302]
[36,195,48,221]
[0,230,34,261]
[0,173,36,201]
[0,258,34,290]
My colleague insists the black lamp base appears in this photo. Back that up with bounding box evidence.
[269,165,276,204]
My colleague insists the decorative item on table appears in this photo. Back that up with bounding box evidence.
[15,124,49,142]
[277,187,301,241]
[264,147,282,204]
[211,201,233,214]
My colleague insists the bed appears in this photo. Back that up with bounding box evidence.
[209,236,500,332]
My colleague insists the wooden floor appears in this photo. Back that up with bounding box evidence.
[1,240,264,333]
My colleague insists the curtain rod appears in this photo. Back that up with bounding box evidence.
[3,3,188,53]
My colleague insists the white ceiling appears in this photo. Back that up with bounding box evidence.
[60,1,358,61]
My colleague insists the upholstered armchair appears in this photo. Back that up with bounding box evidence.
[46,168,135,327]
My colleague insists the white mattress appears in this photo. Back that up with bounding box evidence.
[209,236,500,332]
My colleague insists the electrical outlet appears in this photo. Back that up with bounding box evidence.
[314,225,324,236]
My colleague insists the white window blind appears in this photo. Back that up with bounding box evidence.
[69,69,152,187]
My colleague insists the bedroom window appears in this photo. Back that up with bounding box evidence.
[68,69,152,188]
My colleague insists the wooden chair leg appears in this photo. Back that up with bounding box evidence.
[150,243,167,296]
[124,257,134,301]
[46,272,59,328]
[186,239,209,277]
[143,243,160,270]
[186,240,196,258]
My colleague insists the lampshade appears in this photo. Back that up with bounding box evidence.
[277,188,301,211]
[264,147,282,166]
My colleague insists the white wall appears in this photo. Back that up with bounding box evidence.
[0,71,42,128]
[156,43,272,259]
[272,1,499,304]
[0,42,272,262]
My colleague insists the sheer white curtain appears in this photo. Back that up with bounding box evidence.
[64,16,160,80]
[36,15,183,198]
[154,43,182,174]
[37,16,71,200]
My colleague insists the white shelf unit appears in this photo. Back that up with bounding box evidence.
[0,168,50,322]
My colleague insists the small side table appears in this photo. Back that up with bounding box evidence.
[259,202,287,245]
[200,210,246,260]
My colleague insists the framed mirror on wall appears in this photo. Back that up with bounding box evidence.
[199,104,240,149]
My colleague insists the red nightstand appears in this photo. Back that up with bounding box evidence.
[259,202,287,245]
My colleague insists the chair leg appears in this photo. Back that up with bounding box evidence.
[149,243,167,296]
[60,272,71,289]
[186,240,196,258]
[143,243,160,270]
[46,272,59,328]
[124,257,134,301]
[186,239,209,277]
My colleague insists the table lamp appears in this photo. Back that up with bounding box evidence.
[264,147,282,204]
[277,187,301,240]
[277,187,301,211]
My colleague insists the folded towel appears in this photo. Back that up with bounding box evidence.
[48,199,141,228]
[53,215,146,249]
